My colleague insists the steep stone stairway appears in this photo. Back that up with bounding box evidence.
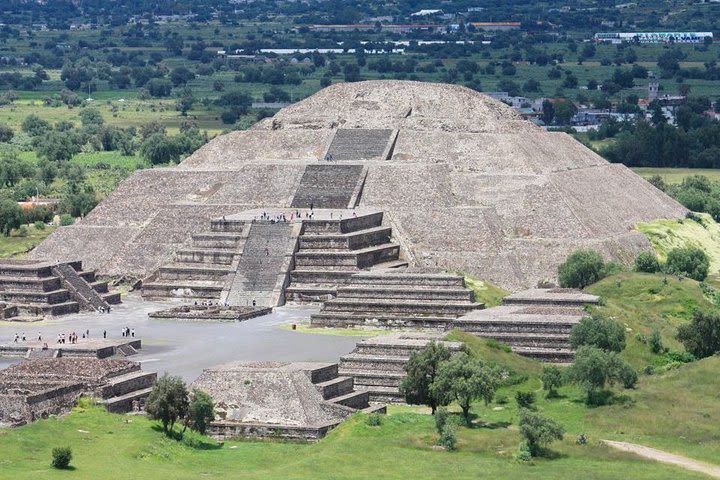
[309,362,385,412]
[339,333,464,403]
[324,129,397,161]
[0,260,119,317]
[223,222,299,307]
[454,288,600,363]
[285,211,407,302]
[98,366,157,413]
[310,271,482,328]
[290,164,366,209]
[142,222,249,301]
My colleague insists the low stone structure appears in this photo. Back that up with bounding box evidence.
[148,305,272,321]
[339,333,464,403]
[192,361,385,440]
[456,288,600,362]
[0,358,156,426]
[0,259,120,319]
[0,338,142,359]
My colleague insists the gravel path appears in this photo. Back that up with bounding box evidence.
[603,440,720,479]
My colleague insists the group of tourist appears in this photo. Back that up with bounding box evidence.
[121,326,135,338]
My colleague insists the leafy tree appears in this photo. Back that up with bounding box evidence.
[146,78,173,97]
[0,199,24,235]
[558,250,605,288]
[518,409,564,457]
[676,310,720,358]
[141,133,180,165]
[343,63,361,82]
[430,352,500,423]
[649,329,664,354]
[79,107,104,129]
[565,346,637,404]
[540,99,555,124]
[59,213,74,226]
[146,373,190,434]
[570,313,626,352]
[554,98,578,125]
[665,246,709,281]
[635,251,661,273]
[399,341,451,414]
[35,130,81,162]
[515,391,536,410]
[0,123,13,142]
[541,365,563,398]
[21,114,50,137]
[170,66,195,87]
[186,389,215,435]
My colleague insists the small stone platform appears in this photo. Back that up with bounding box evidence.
[192,361,385,441]
[455,288,600,363]
[0,357,156,426]
[339,333,464,403]
[148,305,272,322]
[0,338,142,359]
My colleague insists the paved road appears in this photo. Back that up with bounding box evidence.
[0,296,363,383]
[603,440,720,479]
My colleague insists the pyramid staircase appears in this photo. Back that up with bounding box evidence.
[98,365,157,413]
[0,260,120,317]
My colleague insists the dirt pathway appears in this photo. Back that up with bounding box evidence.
[603,440,720,479]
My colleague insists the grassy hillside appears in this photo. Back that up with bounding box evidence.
[0,224,56,258]
[637,213,720,278]
[0,391,709,480]
[632,167,720,185]
[586,272,713,368]
[462,276,509,308]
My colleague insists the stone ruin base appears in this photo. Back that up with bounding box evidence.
[148,305,272,322]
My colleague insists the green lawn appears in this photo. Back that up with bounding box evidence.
[632,167,720,185]
[0,225,56,258]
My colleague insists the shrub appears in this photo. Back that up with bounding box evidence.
[518,408,565,456]
[59,214,74,226]
[635,251,661,273]
[486,338,511,352]
[569,313,626,352]
[366,413,382,427]
[565,346,638,404]
[516,441,532,462]
[51,446,72,469]
[541,365,563,397]
[676,310,720,358]
[616,361,638,388]
[438,424,457,451]
[558,250,605,288]
[15,225,28,237]
[33,220,45,230]
[435,406,449,433]
[665,246,709,281]
[649,329,664,354]
[515,391,536,410]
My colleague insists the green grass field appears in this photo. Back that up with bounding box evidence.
[632,167,720,184]
[0,224,56,258]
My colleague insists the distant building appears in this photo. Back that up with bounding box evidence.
[470,22,521,31]
[594,32,713,44]
[309,24,442,34]
[411,9,443,17]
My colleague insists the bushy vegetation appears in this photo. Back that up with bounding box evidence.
[676,310,720,359]
[518,409,565,457]
[565,346,637,405]
[569,313,626,352]
[558,250,607,289]
[51,446,72,469]
[665,246,709,281]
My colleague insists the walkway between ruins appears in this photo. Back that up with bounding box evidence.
[0,295,362,382]
[602,440,720,478]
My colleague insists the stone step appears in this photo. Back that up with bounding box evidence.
[314,376,355,400]
[192,232,245,248]
[102,292,122,305]
[89,280,109,293]
[323,298,480,316]
[353,340,463,357]
[338,369,405,388]
[356,386,404,404]
[456,319,577,335]
[142,281,224,300]
[0,275,62,292]
[158,263,233,280]
[285,285,336,302]
[329,390,370,409]
[0,289,71,304]
[103,386,154,413]
[77,270,96,283]
[348,272,466,287]
[18,301,80,316]
[100,371,157,399]
[370,260,409,270]
[290,269,356,285]
[298,226,392,250]
[310,312,455,329]
[339,354,409,373]
[0,263,56,278]
[294,243,400,268]
[306,363,340,383]
[336,286,474,302]
[511,347,575,363]
[210,219,247,233]
[175,248,239,265]
[301,212,384,235]
[479,332,571,349]
[362,403,388,414]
